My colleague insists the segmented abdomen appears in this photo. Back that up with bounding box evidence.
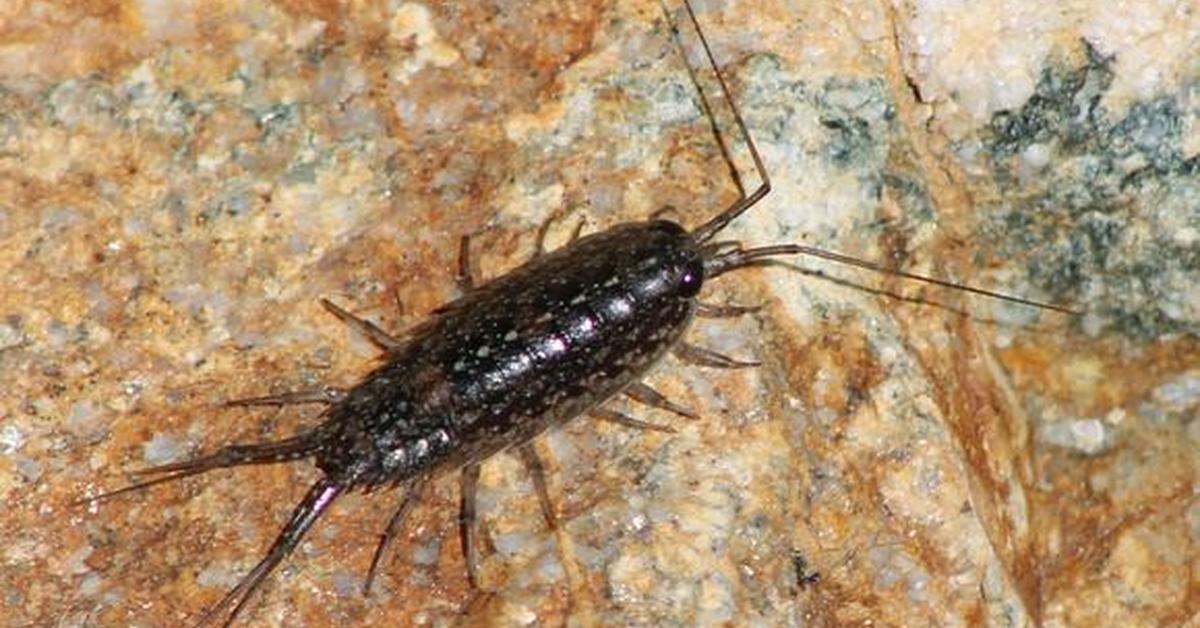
[316,221,702,488]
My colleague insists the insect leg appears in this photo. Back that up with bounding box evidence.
[516,444,558,531]
[533,211,587,258]
[590,408,676,433]
[695,301,762,318]
[459,463,482,587]
[649,205,681,221]
[674,341,760,368]
[363,481,422,595]
[319,298,403,351]
[533,214,555,257]
[624,382,698,419]
[567,217,586,244]
[456,235,476,291]
[193,480,343,628]
[223,386,346,408]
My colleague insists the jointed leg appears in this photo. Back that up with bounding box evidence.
[591,408,675,433]
[517,444,558,531]
[363,481,423,596]
[457,235,476,292]
[649,205,680,222]
[459,463,482,588]
[534,211,586,258]
[624,382,697,419]
[674,341,760,369]
[567,218,586,244]
[224,387,346,408]
[695,301,762,318]
[320,298,402,351]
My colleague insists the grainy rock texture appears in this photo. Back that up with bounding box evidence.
[1,1,1196,626]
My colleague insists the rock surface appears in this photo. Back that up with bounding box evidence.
[1,1,1197,626]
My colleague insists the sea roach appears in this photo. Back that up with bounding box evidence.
[76,2,1072,625]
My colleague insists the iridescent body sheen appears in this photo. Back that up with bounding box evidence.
[317,221,703,488]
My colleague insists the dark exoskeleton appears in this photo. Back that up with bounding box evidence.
[78,2,1071,625]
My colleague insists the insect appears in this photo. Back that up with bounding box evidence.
[76,2,1072,626]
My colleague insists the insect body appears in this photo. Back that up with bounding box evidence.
[95,203,777,625]
[323,221,704,488]
[98,184,785,626]
[80,3,1071,626]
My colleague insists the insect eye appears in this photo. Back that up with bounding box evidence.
[678,259,704,296]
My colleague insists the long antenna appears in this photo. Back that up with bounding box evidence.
[670,0,1075,315]
[663,1,746,199]
[663,0,772,244]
